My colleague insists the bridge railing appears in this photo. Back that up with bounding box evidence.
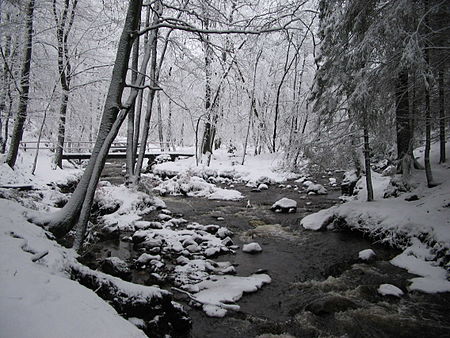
[19,140,172,153]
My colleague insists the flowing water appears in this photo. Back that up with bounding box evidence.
[89,161,450,338]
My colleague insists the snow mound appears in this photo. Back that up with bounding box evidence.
[358,249,376,260]
[192,274,271,317]
[307,183,327,195]
[96,185,165,230]
[377,284,404,297]
[271,197,297,213]
[242,242,263,253]
[155,174,243,201]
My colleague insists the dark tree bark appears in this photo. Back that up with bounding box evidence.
[363,121,373,201]
[126,33,140,182]
[6,0,35,168]
[133,0,162,183]
[395,69,412,174]
[0,13,12,154]
[200,18,213,157]
[423,0,435,187]
[438,68,446,163]
[53,0,79,169]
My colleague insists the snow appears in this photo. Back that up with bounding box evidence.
[358,249,376,260]
[153,149,300,184]
[191,274,271,317]
[301,142,450,294]
[242,242,263,253]
[0,150,82,188]
[97,185,165,230]
[155,173,243,201]
[306,183,328,195]
[377,284,404,297]
[0,199,148,338]
[271,197,297,209]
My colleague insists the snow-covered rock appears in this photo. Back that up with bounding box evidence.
[100,257,131,280]
[242,242,262,253]
[258,183,269,190]
[271,197,297,213]
[358,249,376,261]
[154,173,243,200]
[190,274,271,317]
[216,227,233,239]
[306,183,328,195]
[377,284,404,297]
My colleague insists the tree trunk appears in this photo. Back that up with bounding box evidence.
[30,0,142,240]
[167,98,174,151]
[6,0,35,168]
[126,34,140,182]
[132,6,151,168]
[53,0,78,169]
[395,69,411,174]
[438,68,445,163]
[242,51,261,165]
[54,90,69,168]
[201,22,213,157]
[424,0,435,188]
[0,13,12,153]
[363,122,373,201]
[157,91,164,151]
[133,1,162,183]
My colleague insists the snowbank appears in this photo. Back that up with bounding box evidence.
[154,173,243,201]
[153,149,299,184]
[0,149,82,188]
[301,142,450,293]
[0,199,148,338]
[96,183,166,230]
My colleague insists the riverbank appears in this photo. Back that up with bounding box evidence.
[301,143,450,293]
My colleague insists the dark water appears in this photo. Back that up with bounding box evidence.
[94,162,450,338]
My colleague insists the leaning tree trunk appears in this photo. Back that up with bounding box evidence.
[126,34,140,182]
[6,0,35,168]
[30,0,142,239]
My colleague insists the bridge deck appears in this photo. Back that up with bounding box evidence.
[62,152,194,160]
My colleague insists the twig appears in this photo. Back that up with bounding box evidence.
[31,251,49,262]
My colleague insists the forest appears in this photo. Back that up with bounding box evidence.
[0,0,449,337]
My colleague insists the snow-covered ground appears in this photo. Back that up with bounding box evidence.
[301,142,450,293]
[1,142,449,336]
[0,198,151,338]
[152,148,301,184]
[0,148,276,336]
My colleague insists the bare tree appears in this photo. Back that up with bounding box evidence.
[6,0,35,168]
[53,0,79,169]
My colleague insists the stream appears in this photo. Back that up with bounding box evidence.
[83,161,450,338]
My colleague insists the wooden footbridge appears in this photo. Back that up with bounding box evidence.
[19,141,194,162]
